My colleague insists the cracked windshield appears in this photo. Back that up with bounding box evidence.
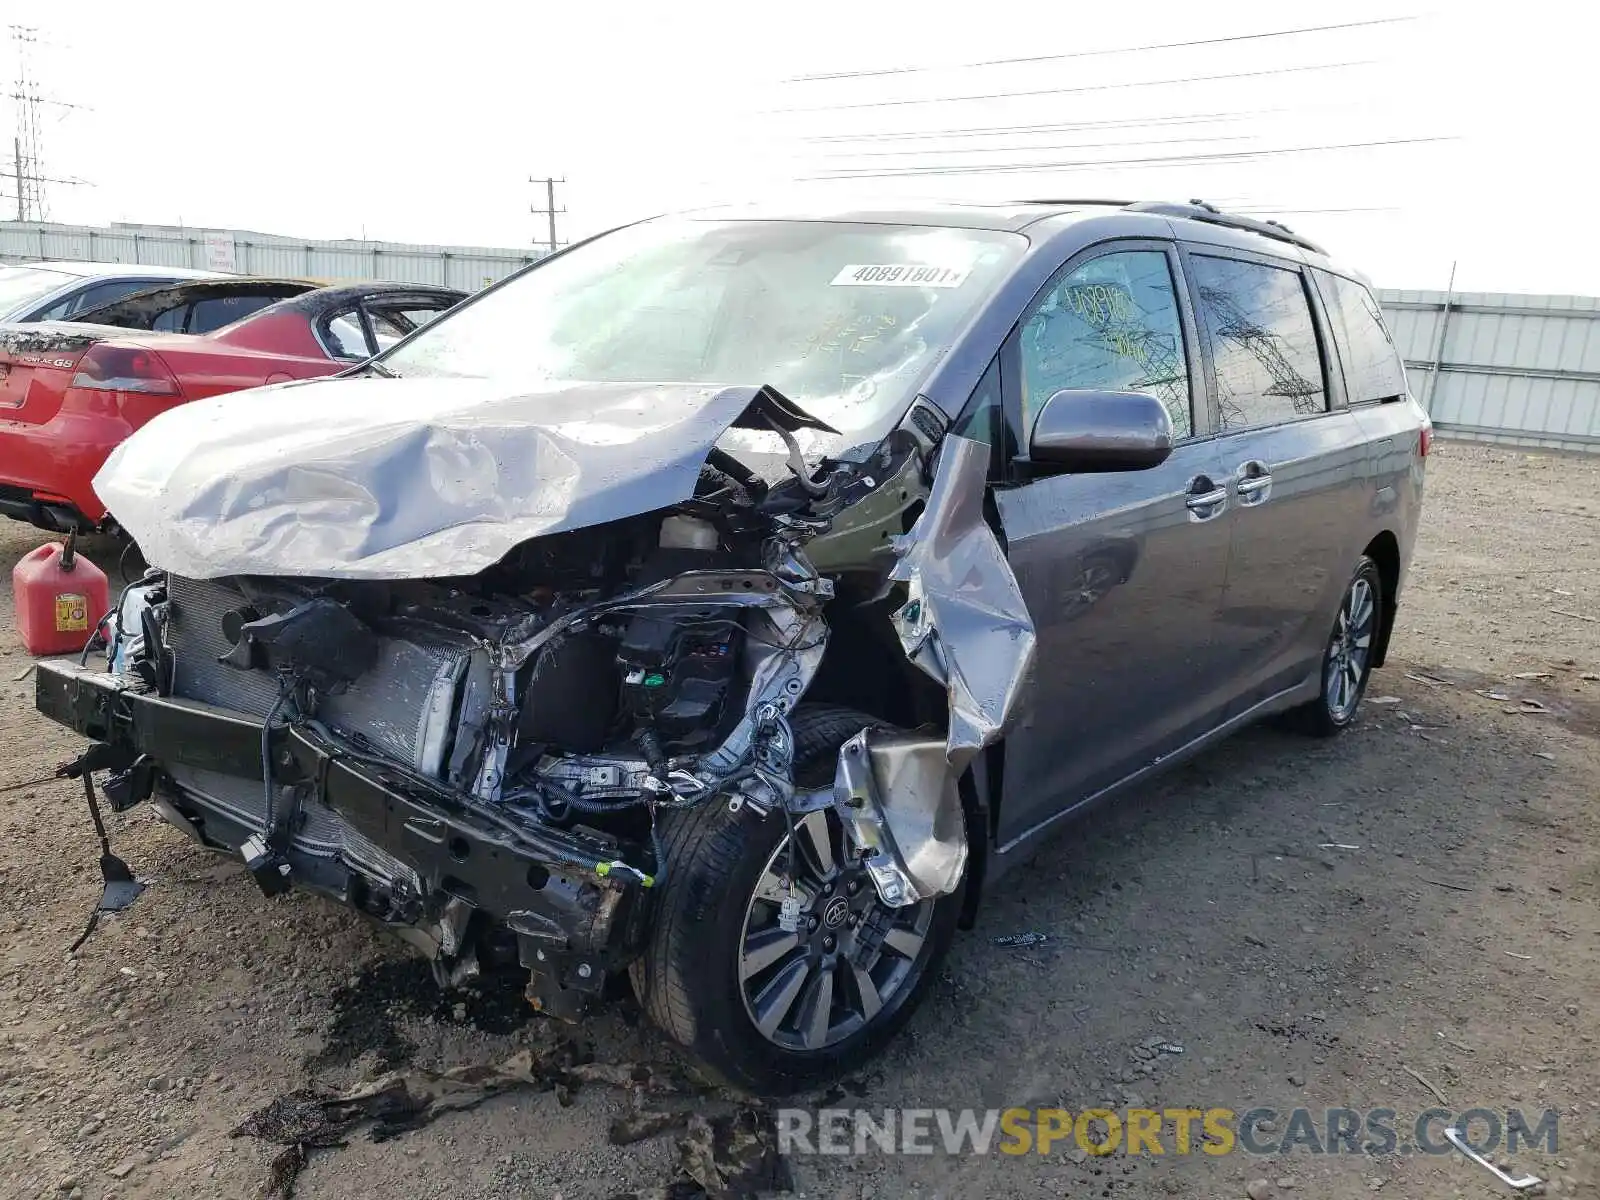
[382,218,1024,440]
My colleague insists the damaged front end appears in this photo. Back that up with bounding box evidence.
[36,382,1034,1029]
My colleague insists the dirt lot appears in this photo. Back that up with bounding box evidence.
[1,440,1597,1200]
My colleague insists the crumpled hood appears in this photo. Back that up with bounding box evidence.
[94,376,811,580]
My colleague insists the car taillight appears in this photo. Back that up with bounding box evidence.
[70,344,178,395]
[1419,418,1433,458]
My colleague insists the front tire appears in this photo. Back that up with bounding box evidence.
[1289,555,1383,737]
[629,705,963,1095]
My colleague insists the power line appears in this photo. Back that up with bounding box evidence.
[820,131,1260,160]
[25,95,89,111]
[802,109,1273,143]
[800,135,1450,180]
[807,135,1445,179]
[0,169,83,185]
[785,16,1415,81]
[770,60,1372,114]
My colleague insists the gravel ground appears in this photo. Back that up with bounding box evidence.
[1,440,1598,1200]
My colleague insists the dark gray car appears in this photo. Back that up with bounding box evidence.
[32,199,1428,1095]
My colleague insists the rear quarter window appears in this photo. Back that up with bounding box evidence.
[1317,271,1407,404]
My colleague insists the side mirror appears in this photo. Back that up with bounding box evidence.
[1028,388,1174,473]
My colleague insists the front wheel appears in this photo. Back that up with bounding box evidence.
[629,705,963,1095]
[1288,555,1383,737]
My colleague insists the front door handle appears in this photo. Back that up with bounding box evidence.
[1234,460,1273,504]
[1184,476,1228,521]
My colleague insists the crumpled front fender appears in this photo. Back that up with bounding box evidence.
[830,433,1036,906]
[888,434,1037,771]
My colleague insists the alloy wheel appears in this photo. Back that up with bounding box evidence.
[1324,574,1376,721]
[737,809,934,1052]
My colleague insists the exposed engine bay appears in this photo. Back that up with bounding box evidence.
[154,495,833,864]
[42,384,1034,1032]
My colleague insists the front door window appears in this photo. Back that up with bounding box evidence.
[1018,250,1193,440]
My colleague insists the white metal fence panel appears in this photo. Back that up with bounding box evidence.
[1377,290,1600,452]
[0,221,543,292]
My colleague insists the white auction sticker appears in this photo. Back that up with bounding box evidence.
[830,263,970,287]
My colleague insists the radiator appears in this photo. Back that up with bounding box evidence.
[164,575,468,776]
[166,574,281,716]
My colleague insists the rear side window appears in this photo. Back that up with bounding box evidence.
[1318,272,1406,404]
[39,278,159,321]
[1189,255,1327,430]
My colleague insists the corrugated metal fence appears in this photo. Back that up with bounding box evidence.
[0,220,544,293]
[1377,289,1600,452]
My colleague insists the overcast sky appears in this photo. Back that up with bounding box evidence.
[13,0,1594,294]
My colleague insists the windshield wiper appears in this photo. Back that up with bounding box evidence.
[362,360,399,378]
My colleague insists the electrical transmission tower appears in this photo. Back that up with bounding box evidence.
[7,25,90,223]
[1198,285,1322,418]
[9,25,47,221]
[1057,281,1189,427]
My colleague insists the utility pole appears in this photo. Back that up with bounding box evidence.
[13,136,21,223]
[529,176,566,254]
[1423,260,1457,416]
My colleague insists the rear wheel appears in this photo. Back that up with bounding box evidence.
[1288,555,1383,736]
[629,705,963,1095]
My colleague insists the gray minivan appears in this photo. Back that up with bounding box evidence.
[34,199,1428,1094]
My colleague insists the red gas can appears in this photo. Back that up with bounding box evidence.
[13,538,111,656]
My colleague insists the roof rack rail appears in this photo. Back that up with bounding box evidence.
[1015,198,1135,207]
[1125,200,1326,256]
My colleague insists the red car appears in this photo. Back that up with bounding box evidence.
[0,279,463,533]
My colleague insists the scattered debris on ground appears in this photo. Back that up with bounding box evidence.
[236,1044,781,1200]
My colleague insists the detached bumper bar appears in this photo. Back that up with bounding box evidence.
[35,657,645,1016]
